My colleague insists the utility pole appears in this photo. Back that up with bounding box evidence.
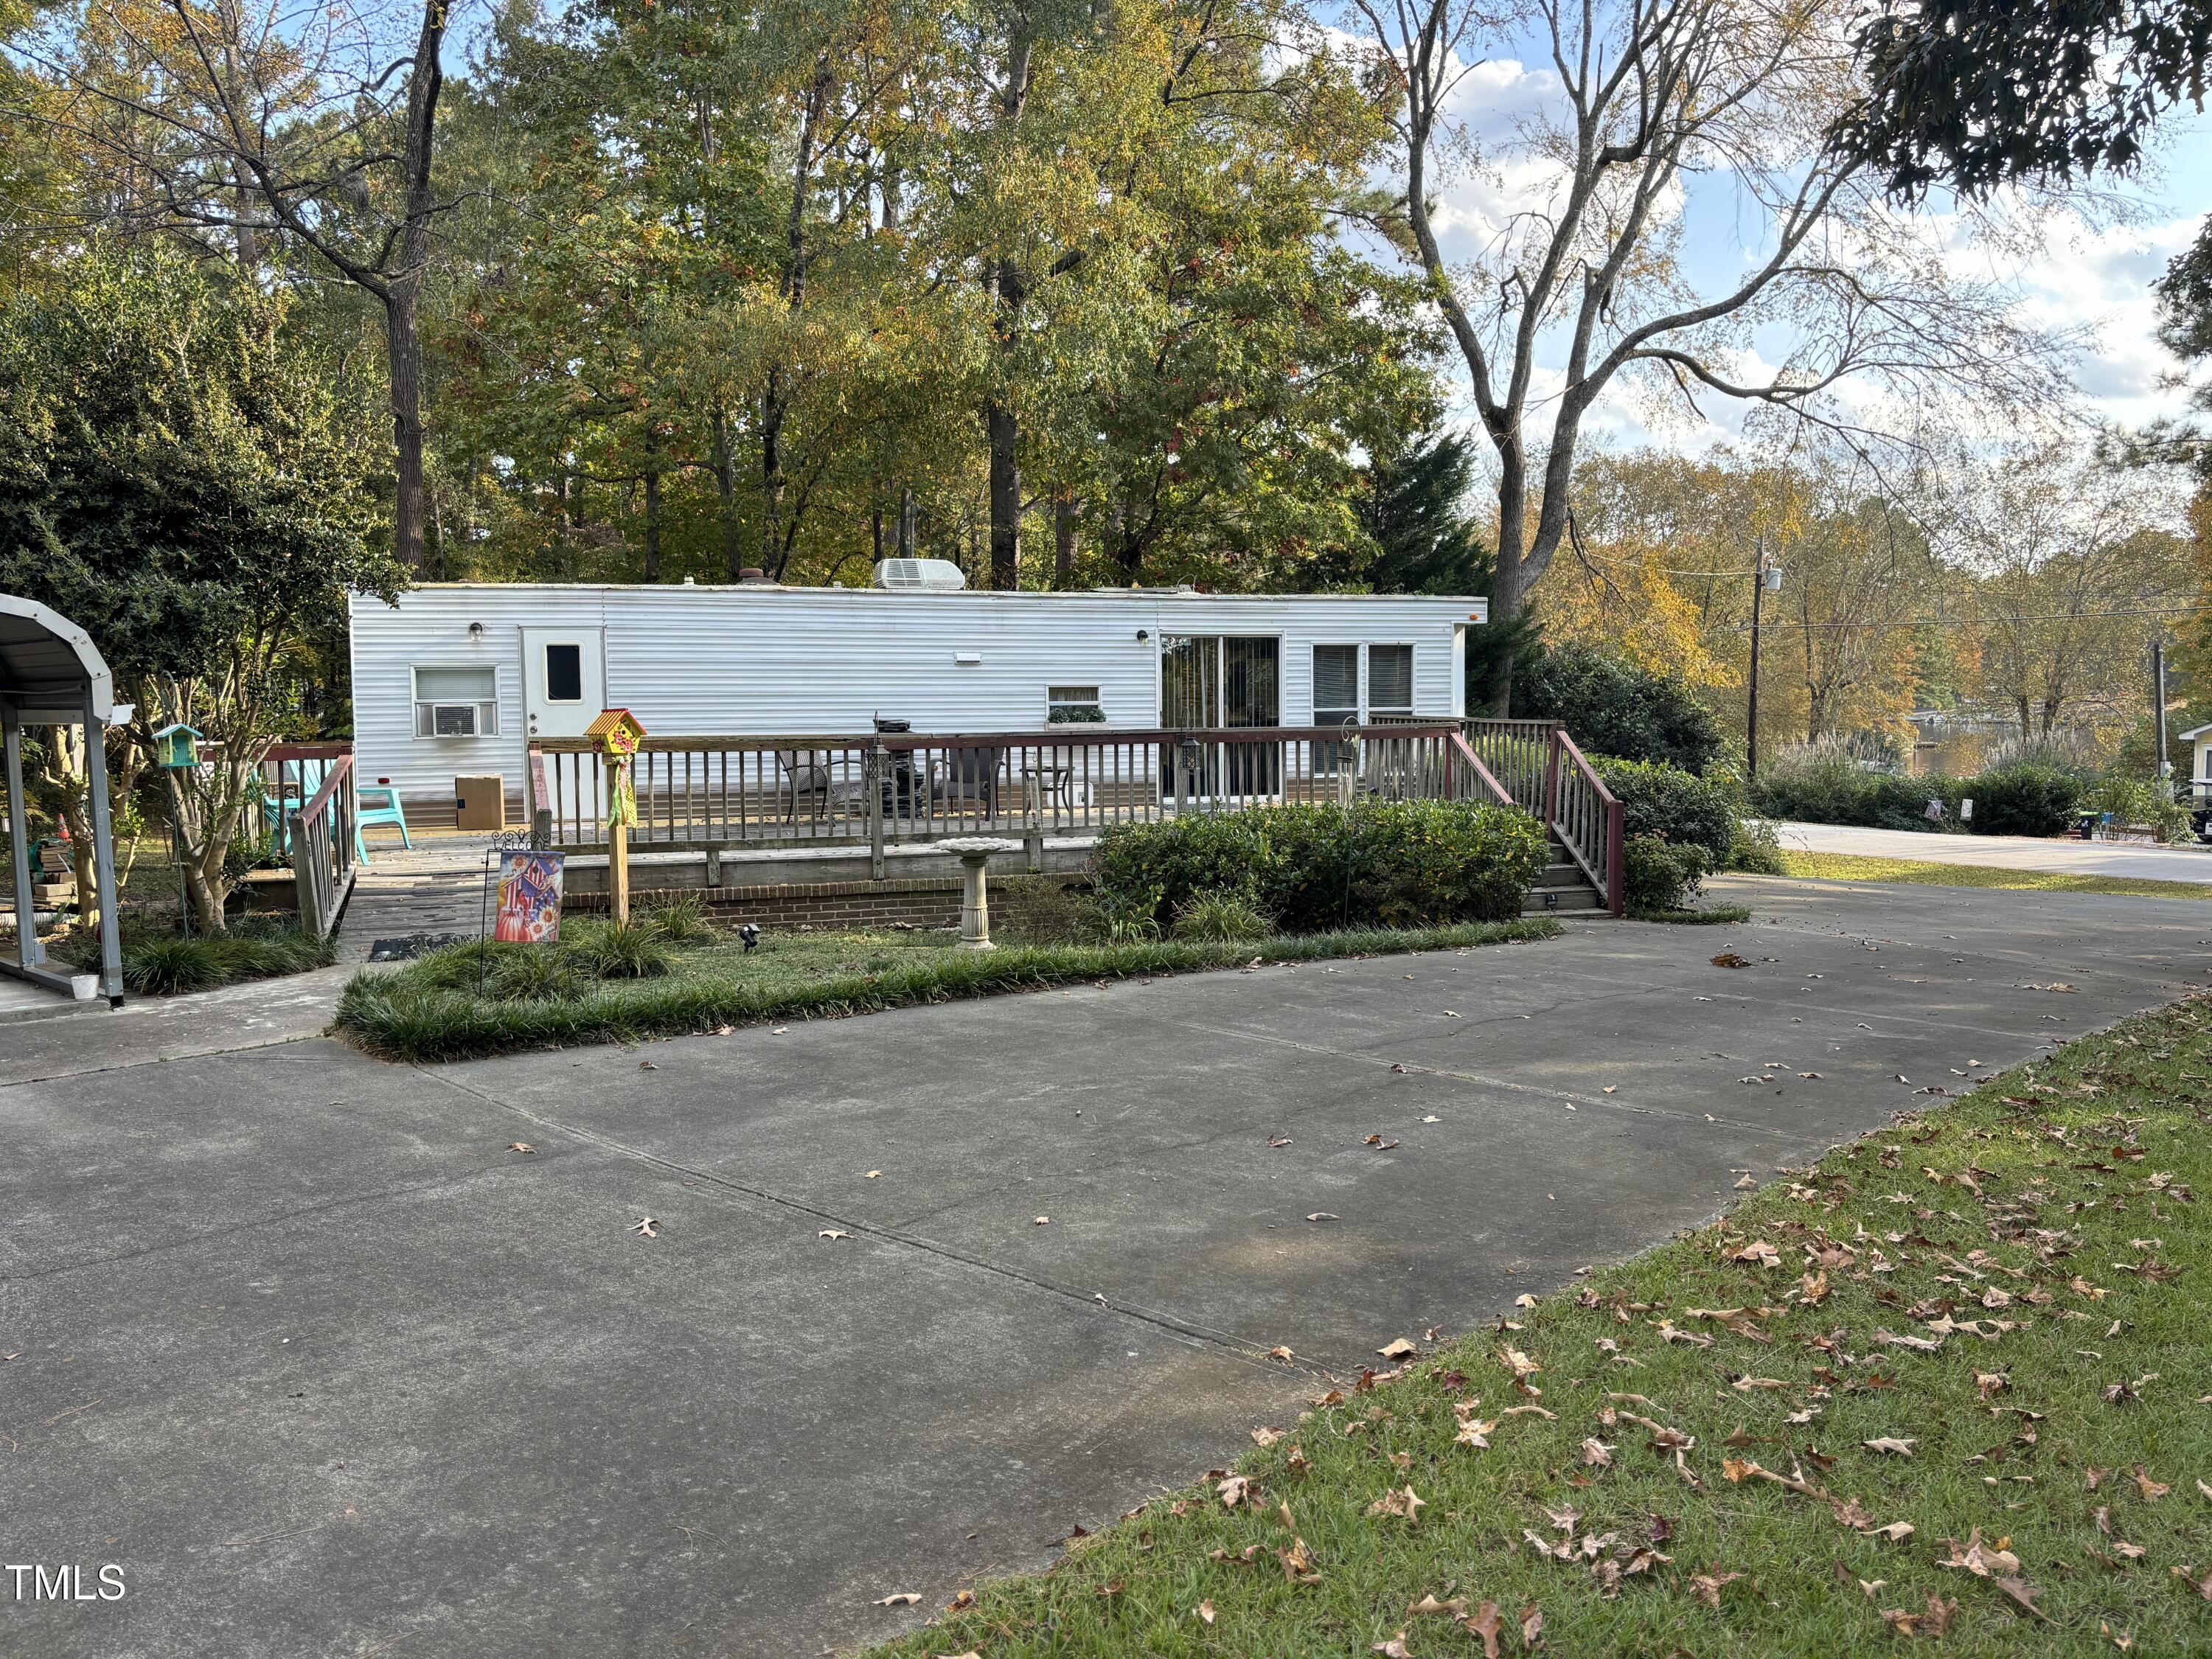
[2154,638,2171,787]
[1747,538,1781,780]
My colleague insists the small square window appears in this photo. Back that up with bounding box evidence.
[1048,685,1105,724]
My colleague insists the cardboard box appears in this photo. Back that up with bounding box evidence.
[455,775,507,831]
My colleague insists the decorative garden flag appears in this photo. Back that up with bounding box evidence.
[493,851,566,942]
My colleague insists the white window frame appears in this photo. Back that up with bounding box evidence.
[540,641,586,706]
[1367,643,1416,717]
[1312,644,1361,727]
[1046,684,1105,724]
[413,665,499,740]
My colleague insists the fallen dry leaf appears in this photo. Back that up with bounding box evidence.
[1690,1571,1744,1607]
[1366,1485,1427,1523]
[1938,1528,2021,1578]
[507,1142,535,1154]
[1372,1637,1413,1659]
[1196,1599,1216,1625]
[2131,1467,2172,1500]
[1582,1437,1615,1467]
[872,1592,922,1606]
[1251,1425,1283,1447]
[629,1217,661,1239]
[818,1229,852,1241]
[1307,1212,1338,1222]
[1409,1593,1468,1616]
[1863,1437,1916,1458]
[1268,1345,1294,1363]
[1711,953,1749,968]
[1518,1601,1543,1644]
[1379,1338,1418,1361]
[1465,1601,1504,1659]
[1995,1575,2046,1618]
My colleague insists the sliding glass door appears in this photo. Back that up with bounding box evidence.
[1160,636,1281,798]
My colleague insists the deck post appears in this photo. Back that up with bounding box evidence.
[1023,774,1043,873]
[609,756,633,925]
[866,741,886,880]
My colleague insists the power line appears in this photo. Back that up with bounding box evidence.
[1710,605,2208,632]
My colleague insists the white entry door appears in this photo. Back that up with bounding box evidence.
[521,627,605,742]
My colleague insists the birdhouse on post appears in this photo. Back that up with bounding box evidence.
[584,708,647,924]
[150,723,204,769]
[585,707,646,759]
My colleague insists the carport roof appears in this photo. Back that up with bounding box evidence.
[0,593,114,724]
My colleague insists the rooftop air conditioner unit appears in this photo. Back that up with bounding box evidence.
[873,557,967,592]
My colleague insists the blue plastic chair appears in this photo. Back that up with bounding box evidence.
[354,784,412,862]
[260,759,332,858]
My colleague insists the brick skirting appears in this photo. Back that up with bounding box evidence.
[564,872,1082,932]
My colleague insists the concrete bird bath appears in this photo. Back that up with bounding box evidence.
[936,837,1023,950]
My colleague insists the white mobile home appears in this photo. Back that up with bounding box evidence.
[349,579,1488,815]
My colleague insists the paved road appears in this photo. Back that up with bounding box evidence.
[1781,818,2212,880]
[2,879,2205,1658]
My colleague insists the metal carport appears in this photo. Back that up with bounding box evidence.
[1,593,124,1005]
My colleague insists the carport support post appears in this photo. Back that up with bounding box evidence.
[3,702,38,969]
[80,689,123,1004]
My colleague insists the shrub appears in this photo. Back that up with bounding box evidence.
[1622,835,1713,914]
[561,920,673,979]
[1171,888,1275,941]
[1726,816,1788,874]
[2078,775,2191,844]
[1589,757,1736,863]
[1750,741,1964,832]
[992,876,1102,945]
[1964,762,2080,838]
[1091,801,1548,933]
[1516,646,1723,772]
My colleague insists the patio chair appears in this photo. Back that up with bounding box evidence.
[258,759,332,856]
[931,746,1003,817]
[355,784,412,863]
[776,749,866,818]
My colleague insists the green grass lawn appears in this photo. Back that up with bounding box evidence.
[335,915,1562,1062]
[866,996,2212,1658]
[1776,850,2212,902]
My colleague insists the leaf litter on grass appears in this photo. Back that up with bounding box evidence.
[863,991,2212,1659]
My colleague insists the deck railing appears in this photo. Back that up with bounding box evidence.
[1459,718,1624,914]
[529,724,1497,869]
[284,747,358,938]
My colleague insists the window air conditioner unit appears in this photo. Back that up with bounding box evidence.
[874,557,967,591]
[428,703,483,737]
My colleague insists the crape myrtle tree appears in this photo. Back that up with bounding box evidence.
[1343,0,2065,712]
[0,245,401,931]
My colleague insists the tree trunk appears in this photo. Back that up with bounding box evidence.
[987,390,1020,590]
[642,425,663,582]
[711,408,743,581]
[386,284,427,571]
[898,487,917,558]
[1054,493,1077,588]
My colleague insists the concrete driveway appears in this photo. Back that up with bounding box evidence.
[1781,818,2212,880]
[2,877,2205,1658]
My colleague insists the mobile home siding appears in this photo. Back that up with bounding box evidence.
[349,584,1484,807]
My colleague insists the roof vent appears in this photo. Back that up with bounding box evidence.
[874,557,967,592]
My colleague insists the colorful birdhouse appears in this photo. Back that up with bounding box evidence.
[584,707,647,759]
[150,723,204,768]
